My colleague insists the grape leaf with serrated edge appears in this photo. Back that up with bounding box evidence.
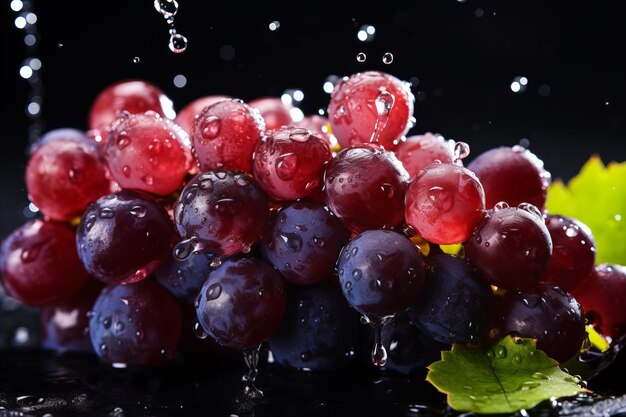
[426,336,585,414]
[546,156,626,265]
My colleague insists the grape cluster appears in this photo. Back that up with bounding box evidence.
[1,73,623,388]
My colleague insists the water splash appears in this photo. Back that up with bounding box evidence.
[241,344,263,399]
[153,0,188,53]
[369,88,395,144]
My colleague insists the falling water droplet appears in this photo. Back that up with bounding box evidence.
[371,323,388,366]
[356,52,367,62]
[382,52,394,64]
[133,57,140,64]
[370,88,395,143]
[241,344,264,399]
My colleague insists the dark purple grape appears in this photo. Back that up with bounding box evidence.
[155,253,213,304]
[89,279,182,366]
[76,190,174,285]
[463,204,552,290]
[408,253,494,345]
[174,171,269,257]
[40,279,103,353]
[1,219,89,306]
[196,257,286,349]
[541,214,596,291]
[268,282,360,371]
[497,284,586,363]
[337,229,426,320]
[324,145,409,234]
[260,200,350,285]
[361,313,448,375]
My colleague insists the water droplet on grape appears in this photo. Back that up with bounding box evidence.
[453,141,470,162]
[275,153,298,180]
[494,201,509,210]
[565,224,580,237]
[370,88,395,143]
[205,283,222,300]
[99,207,114,219]
[288,128,311,142]
[103,316,112,329]
[122,165,131,178]
[352,268,362,280]
[532,372,551,380]
[200,116,221,141]
[193,320,208,339]
[130,205,146,218]
[173,237,197,261]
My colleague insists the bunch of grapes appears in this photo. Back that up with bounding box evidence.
[1,73,624,394]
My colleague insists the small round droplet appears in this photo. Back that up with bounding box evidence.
[356,52,367,62]
[494,201,509,211]
[169,33,188,53]
[495,345,507,358]
[275,153,298,180]
[130,205,146,218]
[352,268,362,280]
[193,321,208,339]
[565,224,580,237]
[205,283,222,300]
[133,57,140,64]
[453,141,470,161]
[99,207,114,219]
[200,116,221,140]
[382,52,394,64]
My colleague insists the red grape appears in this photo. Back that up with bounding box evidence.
[175,95,231,134]
[463,204,553,290]
[195,257,286,349]
[89,279,182,366]
[1,220,89,306]
[249,97,292,131]
[467,146,551,211]
[104,111,193,196]
[394,133,455,178]
[174,171,269,257]
[76,190,174,285]
[26,134,110,222]
[405,162,485,244]
[325,145,409,234]
[192,99,264,173]
[541,214,596,291]
[253,126,332,200]
[89,79,175,131]
[328,71,414,150]
[573,263,626,339]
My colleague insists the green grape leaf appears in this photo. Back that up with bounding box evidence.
[426,336,585,414]
[546,156,626,265]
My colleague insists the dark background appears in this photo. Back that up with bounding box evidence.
[1,0,625,237]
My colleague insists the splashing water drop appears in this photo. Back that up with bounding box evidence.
[153,0,188,53]
[382,52,394,64]
[453,141,470,162]
[241,344,264,399]
[370,88,395,143]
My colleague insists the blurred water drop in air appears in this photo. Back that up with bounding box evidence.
[357,25,376,42]
[356,52,367,62]
[510,76,529,93]
[382,52,393,64]
[269,20,280,31]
